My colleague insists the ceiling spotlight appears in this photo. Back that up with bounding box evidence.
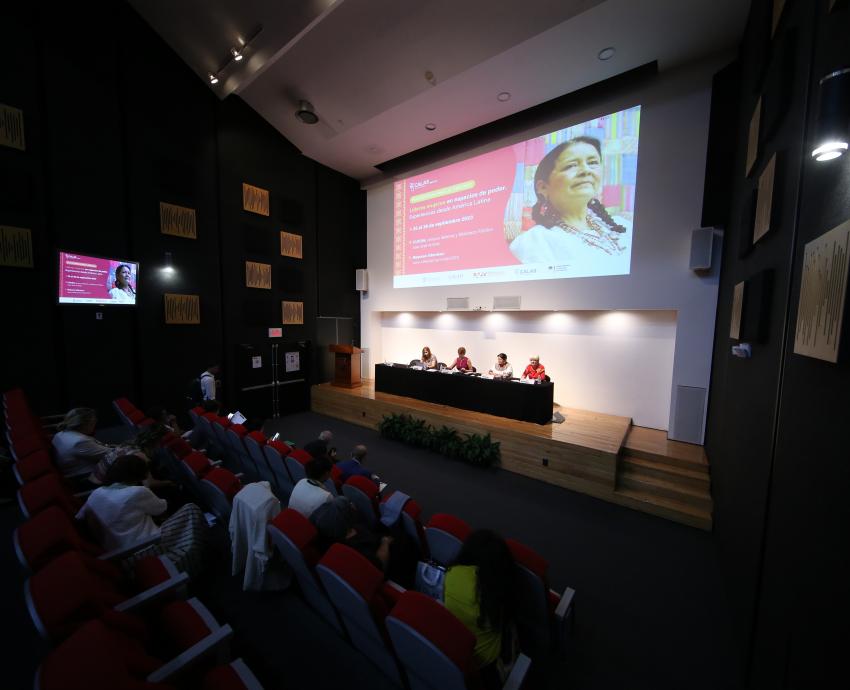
[295,100,319,125]
[811,68,850,162]
[424,123,436,131]
[497,91,511,102]
[208,73,219,84]
[231,47,243,61]
[597,46,616,61]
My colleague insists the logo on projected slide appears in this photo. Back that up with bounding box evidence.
[517,268,537,275]
[408,179,437,192]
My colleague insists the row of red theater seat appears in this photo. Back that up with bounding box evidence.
[120,395,573,687]
[3,389,264,690]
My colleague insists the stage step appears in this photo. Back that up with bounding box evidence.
[617,466,712,511]
[622,426,708,473]
[613,487,713,531]
[620,455,710,491]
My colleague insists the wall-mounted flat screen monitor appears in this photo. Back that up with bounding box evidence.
[393,105,640,288]
[58,251,139,305]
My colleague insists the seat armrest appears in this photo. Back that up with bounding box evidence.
[502,653,531,690]
[146,624,234,684]
[99,534,162,561]
[113,572,190,612]
[553,585,575,622]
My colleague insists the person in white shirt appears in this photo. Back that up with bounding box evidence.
[76,454,207,576]
[488,353,514,379]
[288,456,334,518]
[200,365,220,401]
[52,407,113,479]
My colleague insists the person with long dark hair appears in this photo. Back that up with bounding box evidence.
[509,136,631,271]
[108,264,136,302]
[444,529,518,673]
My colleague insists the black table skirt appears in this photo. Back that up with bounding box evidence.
[374,364,554,425]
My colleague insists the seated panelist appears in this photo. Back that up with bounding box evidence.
[522,356,546,380]
[488,353,513,379]
[420,346,437,369]
[447,346,473,372]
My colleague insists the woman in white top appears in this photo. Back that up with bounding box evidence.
[76,454,207,576]
[289,456,334,518]
[52,407,113,479]
[510,136,631,276]
[488,353,513,379]
[108,264,136,303]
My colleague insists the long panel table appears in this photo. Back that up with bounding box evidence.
[374,364,554,424]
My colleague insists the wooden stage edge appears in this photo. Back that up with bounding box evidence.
[311,380,713,531]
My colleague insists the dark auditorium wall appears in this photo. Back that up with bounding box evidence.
[705,1,850,687]
[0,2,365,420]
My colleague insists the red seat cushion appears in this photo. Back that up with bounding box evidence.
[246,430,266,445]
[17,506,101,570]
[12,432,48,458]
[183,452,213,478]
[158,600,213,653]
[271,509,321,565]
[39,619,165,690]
[506,538,557,613]
[319,543,383,605]
[20,473,83,518]
[15,449,56,482]
[267,440,291,457]
[204,468,242,500]
[426,513,472,542]
[169,439,193,459]
[128,410,145,424]
[289,448,312,465]
[229,423,248,437]
[390,590,475,674]
[133,556,173,591]
[203,663,245,690]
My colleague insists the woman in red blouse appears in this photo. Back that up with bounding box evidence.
[522,356,546,380]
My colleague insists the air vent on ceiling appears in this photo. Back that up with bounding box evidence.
[446,297,469,311]
[493,296,521,310]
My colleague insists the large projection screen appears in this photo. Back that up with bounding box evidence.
[393,105,640,288]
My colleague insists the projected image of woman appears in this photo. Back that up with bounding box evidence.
[109,264,136,303]
[510,136,630,272]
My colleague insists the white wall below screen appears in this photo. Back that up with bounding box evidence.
[378,310,676,431]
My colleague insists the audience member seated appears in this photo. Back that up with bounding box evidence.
[51,408,113,480]
[288,456,334,518]
[317,429,337,460]
[336,444,379,485]
[76,454,207,577]
[146,405,188,437]
[311,496,417,588]
[444,529,519,680]
[89,423,168,485]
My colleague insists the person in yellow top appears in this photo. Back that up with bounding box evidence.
[444,529,517,671]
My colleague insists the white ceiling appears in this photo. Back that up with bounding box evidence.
[130,0,749,182]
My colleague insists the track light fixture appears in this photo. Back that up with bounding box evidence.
[812,68,850,162]
[231,47,243,61]
[209,73,219,85]
[207,25,263,89]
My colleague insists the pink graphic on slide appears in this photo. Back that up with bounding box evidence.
[59,252,138,304]
[394,145,521,276]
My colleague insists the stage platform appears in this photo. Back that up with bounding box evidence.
[312,381,712,530]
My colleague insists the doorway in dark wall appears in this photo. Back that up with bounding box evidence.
[316,316,354,383]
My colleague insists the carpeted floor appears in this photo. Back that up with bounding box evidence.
[1,411,743,690]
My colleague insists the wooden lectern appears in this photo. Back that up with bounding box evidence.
[329,344,362,388]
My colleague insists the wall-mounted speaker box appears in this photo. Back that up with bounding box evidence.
[447,297,469,310]
[355,268,368,291]
[493,296,521,310]
[689,228,715,270]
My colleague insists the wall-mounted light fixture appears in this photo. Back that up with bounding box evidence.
[812,68,850,162]
[162,251,175,276]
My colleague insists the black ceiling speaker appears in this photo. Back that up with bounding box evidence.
[295,100,319,125]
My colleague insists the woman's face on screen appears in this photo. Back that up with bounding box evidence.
[116,266,131,287]
[538,141,601,215]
